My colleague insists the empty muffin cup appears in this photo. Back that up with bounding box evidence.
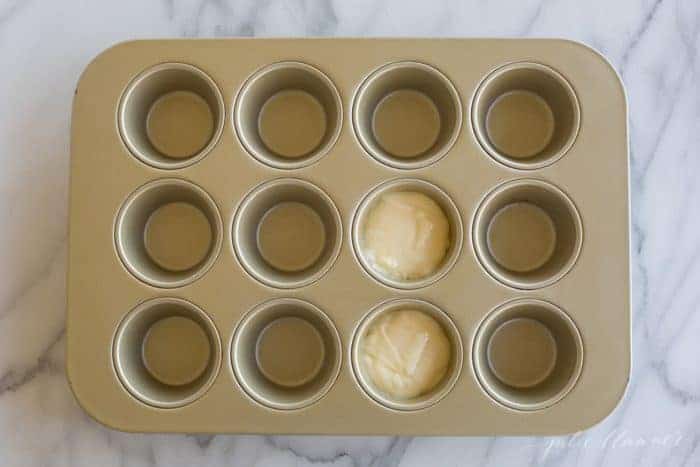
[473,299,583,411]
[353,178,462,289]
[351,299,463,411]
[118,63,225,169]
[233,178,342,289]
[472,179,582,289]
[113,297,222,408]
[231,298,342,410]
[353,61,462,169]
[234,62,342,169]
[115,179,223,288]
[472,62,580,169]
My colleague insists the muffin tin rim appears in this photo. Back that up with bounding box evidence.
[351,177,465,290]
[113,177,225,289]
[232,60,344,170]
[349,297,464,412]
[470,177,584,290]
[230,177,344,290]
[470,60,582,171]
[351,59,464,171]
[471,297,585,411]
[111,296,224,409]
[229,296,343,411]
[117,61,226,170]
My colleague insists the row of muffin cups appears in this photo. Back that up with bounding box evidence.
[114,295,583,413]
[119,59,579,172]
[116,176,582,292]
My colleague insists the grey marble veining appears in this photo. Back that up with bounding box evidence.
[1,0,699,465]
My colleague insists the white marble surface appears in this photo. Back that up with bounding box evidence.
[1,0,699,465]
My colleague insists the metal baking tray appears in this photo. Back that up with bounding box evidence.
[67,38,630,435]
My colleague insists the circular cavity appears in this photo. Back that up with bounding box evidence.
[472,62,580,170]
[255,316,325,387]
[353,61,462,169]
[486,202,557,273]
[258,90,327,158]
[257,202,326,272]
[487,318,557,388]
[472,299,583,411]
[351,299,463,411]
[485,91,554,159]
[146,91,215,159]
[232,298,342,410]
[113,297,222,409]
[372,90,441,158]
[352,178,462,289]
[233,178,342,289]
[119,63,225,169]
[115,179,223,288]
[234,62,342,169]
[472,179,582,290]
[144,202,213,272]
[142,316,211,386]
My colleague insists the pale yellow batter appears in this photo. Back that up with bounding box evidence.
[362,191,449,281]
[361,309,451,399]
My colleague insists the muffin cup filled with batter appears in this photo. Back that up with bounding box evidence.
[351,299,463,411]
[472,62,580,170]
[232,178,342,289]
[353,178,462,289]
[115,179,223,288]
[472,178,582,290]
[353,61,462,169]
[113,297,222,409]
[472,299,583,411]
[234,62,342,169]
[118,63,225,169]
[231,298,341,410]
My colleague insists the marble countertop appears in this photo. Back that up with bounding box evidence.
[1,0,699,465]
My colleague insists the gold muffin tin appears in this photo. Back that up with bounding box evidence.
[67,38,630,435]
